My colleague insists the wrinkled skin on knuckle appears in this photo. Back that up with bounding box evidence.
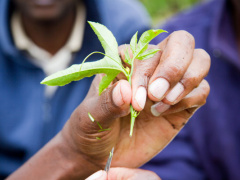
[134,60,155,78]
[163,63,184,82]
[181,75,200,90]
[98,87,126,119]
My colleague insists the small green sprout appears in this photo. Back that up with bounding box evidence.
[88,112,111,134]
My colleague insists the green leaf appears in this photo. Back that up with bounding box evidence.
[124,48,131,65]
[134,29,167,59]
[41,22,127,87]
[136,49,160,60]
[130,31,138,52]
[88,21,121,64]
[88,21,124,92]
[41,58,122,86]
[99,71,119,95]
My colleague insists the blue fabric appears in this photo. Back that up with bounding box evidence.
[0,0,150,177]
[142,0,240,179]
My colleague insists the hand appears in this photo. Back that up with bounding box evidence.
[85,168,160,180]
[7,31,210,180]
[61,30,210,174]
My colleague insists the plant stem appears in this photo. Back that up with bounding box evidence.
[128,56,140,137]
[130,106,136,136]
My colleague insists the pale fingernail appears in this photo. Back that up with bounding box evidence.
[166,82,184,102]
[149,78,169,100]
[86,170,103,180]
[135,86,147,109]
[151,101,170,116]
[112,83,124,107]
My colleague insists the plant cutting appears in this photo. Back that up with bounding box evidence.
[41,21,167,136]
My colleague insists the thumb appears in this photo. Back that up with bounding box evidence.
[108,168,161,180]
[85,170,107,180]
[80,75,131,128]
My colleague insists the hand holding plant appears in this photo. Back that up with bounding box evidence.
[42,23,210,177]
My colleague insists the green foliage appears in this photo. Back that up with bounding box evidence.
[139,0,200,25]
[137,49,160,60]
[134,29,166,60]
[130,32,138,53]
[41,21,166,136]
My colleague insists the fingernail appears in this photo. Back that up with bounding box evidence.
[151,101,170,116]
[166,82,184,102]
[149,78,169,100]
[86,170,103,180]
[135,86,147,109]
[112,83,124,107]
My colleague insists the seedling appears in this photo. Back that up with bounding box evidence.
[41,21,166,136]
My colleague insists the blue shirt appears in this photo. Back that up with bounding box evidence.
[0,0,150,178]
[142,0,240,179]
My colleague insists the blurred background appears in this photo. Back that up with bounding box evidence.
[139,0,203,25]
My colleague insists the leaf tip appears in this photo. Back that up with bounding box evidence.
[40,79,47,85]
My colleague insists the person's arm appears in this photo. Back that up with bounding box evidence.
[7,31,210,179]
[7,132,101,179]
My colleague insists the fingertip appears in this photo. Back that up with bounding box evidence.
[85,170,107,180]
[148,78,170,102]
[132,86,147,111]
[112,80,131,108]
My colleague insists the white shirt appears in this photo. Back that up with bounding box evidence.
[11,3,86,97]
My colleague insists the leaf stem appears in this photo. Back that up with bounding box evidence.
[80,51,129,77]
[130,106,136,136]
[128,56,140,136]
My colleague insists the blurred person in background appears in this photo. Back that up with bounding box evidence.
[0,0,210,179]
[142,0,240,179]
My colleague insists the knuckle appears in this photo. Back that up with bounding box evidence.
[185,101,193,109]
[165,63,184,80]
[100,88,120,118]
[100,90,112,113]
[182,76,199,89]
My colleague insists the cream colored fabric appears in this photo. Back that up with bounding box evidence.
[11,3,86,97]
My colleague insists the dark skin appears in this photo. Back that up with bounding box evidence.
[13,0,78,55]
[8,0,211,179]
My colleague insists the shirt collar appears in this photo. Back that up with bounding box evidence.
[11,2,86,54]
[210,0,240,68]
